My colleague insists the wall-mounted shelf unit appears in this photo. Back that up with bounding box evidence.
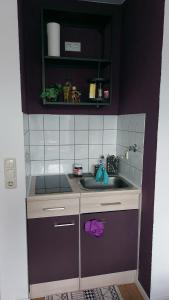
[18,0,122,114]
[41,9,113,107]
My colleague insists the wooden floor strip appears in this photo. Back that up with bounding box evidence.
[118,283,144,300]
[32,283,144,300]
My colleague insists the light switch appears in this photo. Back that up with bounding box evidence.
[4,158,17,189]
[5,159,16,169]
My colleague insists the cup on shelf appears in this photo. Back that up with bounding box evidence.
[47,22,60,57]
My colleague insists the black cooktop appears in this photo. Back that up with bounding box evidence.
[35,175,72,194]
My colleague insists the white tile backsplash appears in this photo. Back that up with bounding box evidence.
[60,115,74,130]
[103,145,116,157]
[45,146,59,160]
[60,145,74,159]
[30,131,44,145]
[60,131,74,145]
[117,115,129,131]
[75,115,88,130]
[23,114,29,133]
[30,146,44,161]
[75,131,88,145]
[26,114,145,183]
[60,160,74,174]
[28,114,117,175]
[75,145,88,159]
[128,114,145,132]
[89,130,103,145]
[89,144,103,159]
[44,115,59,130]
[89,116,103,130]
[45,160,60,174]
[24,131,30,146]
[23,114,31,194]
[29,115,43,130]
[44,131,59,145]
[89,158,98,173]
[117,113,145,187]
[134,132,145,152]
[103,130,116,145]
[31,161,44,175]
[104,115,117,129]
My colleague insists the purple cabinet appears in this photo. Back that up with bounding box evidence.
[81,210,138,277]
[27,215,79,284]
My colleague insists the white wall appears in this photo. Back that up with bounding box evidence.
[0,0,29,299]
[150,1,169,300]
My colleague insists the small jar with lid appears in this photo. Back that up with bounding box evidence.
[73,163,83,176]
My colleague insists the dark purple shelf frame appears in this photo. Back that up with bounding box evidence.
[18,0,122,114]
[41,8,113,108]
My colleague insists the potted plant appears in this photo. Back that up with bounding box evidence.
[41,84,62,103]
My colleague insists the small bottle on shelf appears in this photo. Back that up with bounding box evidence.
[98,82,103,99]
[89,83,96,99]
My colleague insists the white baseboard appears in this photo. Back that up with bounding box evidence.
[30,278,79,299]
[135,279,149,300]
[80,270,137,290]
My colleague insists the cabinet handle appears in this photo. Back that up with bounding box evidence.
[53,223,75,228]
[101,202,122,206]
[43,207,65,211]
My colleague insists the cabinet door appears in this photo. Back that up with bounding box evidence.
[27,215,79,284]
[81,210,138,277]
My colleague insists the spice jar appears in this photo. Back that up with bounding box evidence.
[73,163,83,176]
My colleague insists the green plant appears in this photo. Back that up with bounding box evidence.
[41,84,62,101]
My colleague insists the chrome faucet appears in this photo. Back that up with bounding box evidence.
[128,144,138,152]
[122,144,138,160]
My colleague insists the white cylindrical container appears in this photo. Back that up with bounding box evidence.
[47,22,60,56]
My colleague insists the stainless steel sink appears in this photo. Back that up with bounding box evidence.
[80,176,131,190]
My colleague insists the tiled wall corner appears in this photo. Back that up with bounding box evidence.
[24,113,145,187]
[116,114,146,187]
[28,114,117,175]
[23,114,31,192]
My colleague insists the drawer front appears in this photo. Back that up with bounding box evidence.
[27,198,79,219]
[80,193,139,213]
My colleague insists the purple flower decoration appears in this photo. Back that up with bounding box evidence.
[85,219,104,237]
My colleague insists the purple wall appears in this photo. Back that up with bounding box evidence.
[119,0,165,295]
[18,0,165,295]
[18,0,122,115]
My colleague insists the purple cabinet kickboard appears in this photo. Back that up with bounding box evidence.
[27,215,79,284]
[81,210,138,278]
